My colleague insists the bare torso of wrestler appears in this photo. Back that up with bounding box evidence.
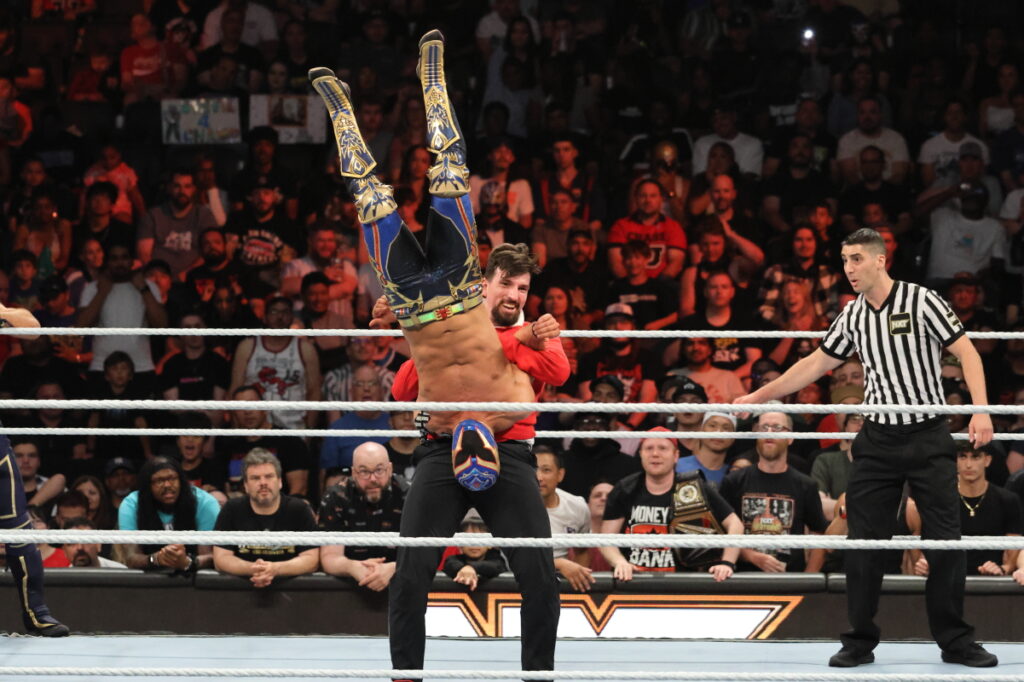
[404,305,535,434]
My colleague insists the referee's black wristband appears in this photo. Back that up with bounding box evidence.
[712,560,736,570]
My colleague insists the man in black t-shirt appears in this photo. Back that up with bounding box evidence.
[911,444,1023,578]
[608,240,679,331]
[577,304,660,428]
[170,412,227,497]
[720,411,828,572]
[213,451,318,588]
[158,312,230,413]
[600,429,741,580]
[837,146,912,234]
[319,442,406,591]
[225,177,302,299]
[762,134,837,236]
[527,229,609,324]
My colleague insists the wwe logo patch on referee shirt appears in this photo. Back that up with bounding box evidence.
[888,312,912,335]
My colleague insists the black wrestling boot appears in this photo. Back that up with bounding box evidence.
[8,547,69,637]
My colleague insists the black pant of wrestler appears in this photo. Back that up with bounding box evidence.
[842,417,972,654]
[389,440,560,682]
[0,432,68,636]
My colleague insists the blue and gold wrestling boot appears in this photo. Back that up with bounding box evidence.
[417,30,469,198]
[452,419,500,492]
[308,67,397,223]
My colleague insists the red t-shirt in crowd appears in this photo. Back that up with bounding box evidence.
[391,324,570,441]
[43,549,71,568]
[120,41,186,87]
[608,214,687,279]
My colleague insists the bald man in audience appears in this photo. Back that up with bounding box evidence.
[319,442,407,591]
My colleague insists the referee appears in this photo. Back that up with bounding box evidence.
[736,228,997,668]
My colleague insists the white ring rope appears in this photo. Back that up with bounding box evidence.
[0,399,1015,415]
[2,326,1023,339]
[0,668,1018,680]
[3,530,1022,551]
[0,427,1017,441]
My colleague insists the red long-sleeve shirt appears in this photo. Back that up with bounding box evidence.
[391,324,570,441]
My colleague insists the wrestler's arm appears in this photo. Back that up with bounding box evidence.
[0,304,40,340]
[502,318,570,387]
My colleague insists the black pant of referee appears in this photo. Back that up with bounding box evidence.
[389,439,560,682]
[842,417,973,654]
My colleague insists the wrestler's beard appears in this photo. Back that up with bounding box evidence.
[490,299,521,327]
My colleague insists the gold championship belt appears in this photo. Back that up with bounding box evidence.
[669,471,725,570]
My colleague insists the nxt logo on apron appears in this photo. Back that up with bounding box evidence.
[888,312,912,335]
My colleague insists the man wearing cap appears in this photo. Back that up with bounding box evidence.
[103,457,137,510]
[469,137,534,229]
[719,411,828,573]
[527,229,609,325]
[578,303,659,428]
[36,276,75,328]
[665,378,708,457]
[601,428,743,580]
[812,385,865,520]
[228,126,297,217]
[677,412,736,487]
[560,411,640,498]
[925,181,1005,285]
[918,99,988,194]
[0,304,68,636]
[224,175,303,300]
[916,141,1003,219]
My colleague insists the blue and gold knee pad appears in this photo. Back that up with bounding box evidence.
[452,419,500,492]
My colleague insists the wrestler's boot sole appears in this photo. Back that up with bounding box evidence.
[417,30,469,197]
[309,67,397,223]
[452,419,500,492]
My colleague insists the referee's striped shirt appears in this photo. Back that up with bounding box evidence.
[820,280,965,426]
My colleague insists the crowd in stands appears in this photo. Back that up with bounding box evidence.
[5,0,1024,588]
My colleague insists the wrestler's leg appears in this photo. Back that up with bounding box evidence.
[0,443,68,637]
[309,69,428,320]
[416,31,485,302]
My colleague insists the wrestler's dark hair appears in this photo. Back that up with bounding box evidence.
[484,243,540,279]
[842,228,886,256]
[136,456,198,532]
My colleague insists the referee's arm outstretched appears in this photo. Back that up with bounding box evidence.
[735,343,994,447]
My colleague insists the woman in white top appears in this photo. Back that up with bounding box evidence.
[979,62,1019,139]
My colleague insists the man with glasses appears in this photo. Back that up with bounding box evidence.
[320,442,405,592]
[320,366,391,478]
[719,411,828,573]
